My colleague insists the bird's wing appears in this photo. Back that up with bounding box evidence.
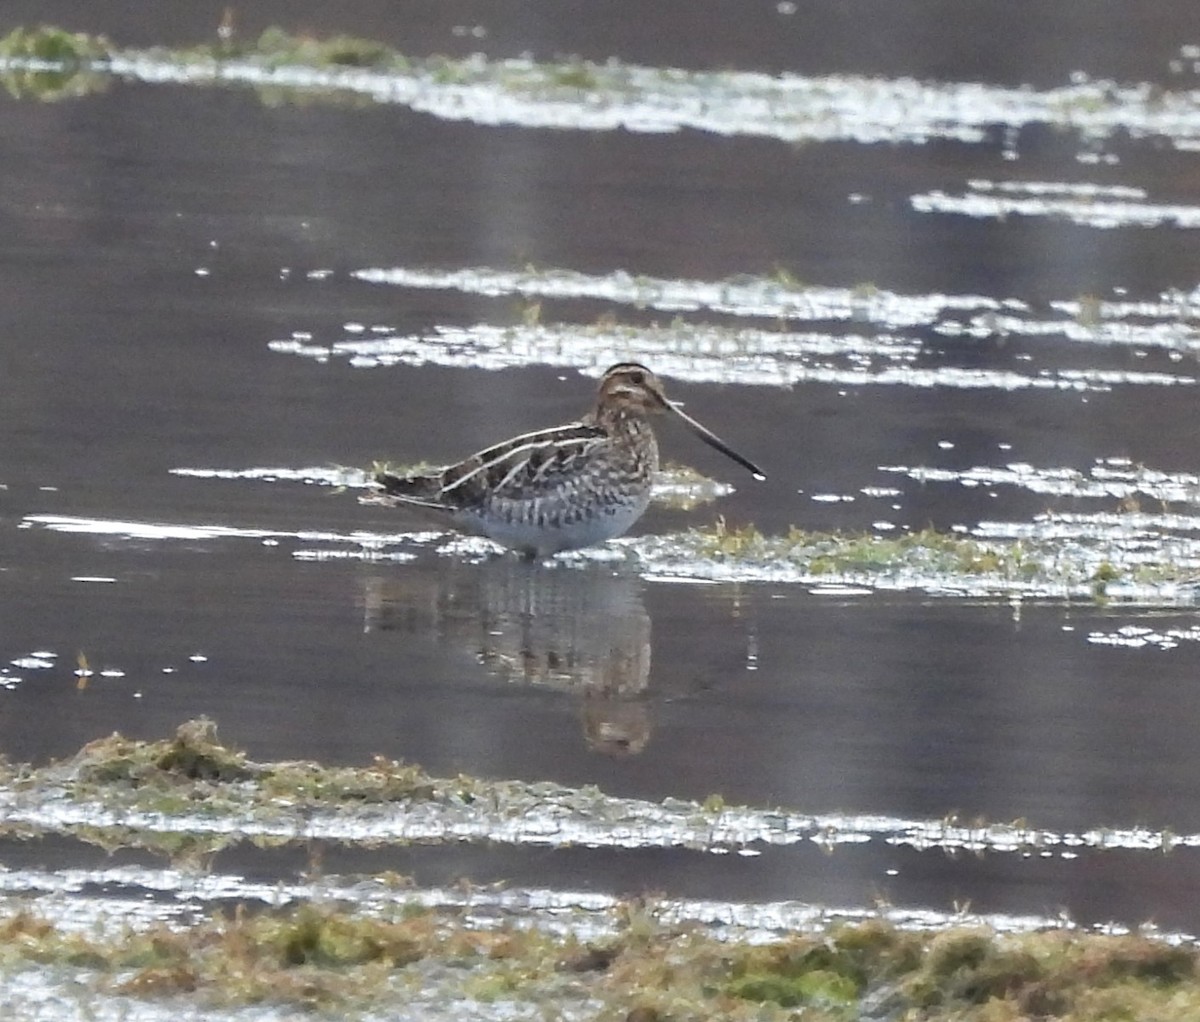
[438,422,608,507]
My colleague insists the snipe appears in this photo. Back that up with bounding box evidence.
[373,363,765,558]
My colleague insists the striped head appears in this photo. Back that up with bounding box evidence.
[592,363,767,481]
[594,363,670,416]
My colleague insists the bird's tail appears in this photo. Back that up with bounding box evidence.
[373,469,448,508]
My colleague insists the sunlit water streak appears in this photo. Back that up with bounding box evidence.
[912,178,1200,229]
[349,265,1017,325]
[8,51,1200,152]
[2,772,1199,858]
[168,465,371,487]
[21,512,415,552]
[0,861,1117,944]
[0,977,293,1022]
[338,264,1200,361]
[1085,622,1200,650]
[22,509,1200,603]
[883,457,1200,503]
[269,319,1194,393]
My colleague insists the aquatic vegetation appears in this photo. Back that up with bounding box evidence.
[4,24,1200,162]
[0,900,1196,1018]
[690,522,1076,587]
[25,502,1200,600]
[621,515,1200,600]
[269,307,1190,393]
[0,719,1193,866]
[71,717,258,786]
[58,718,438,813]
[0,25,110,100]
[545,60,601,91]
[253,26,394,69]
[0,723,1197,1015]
[0,25,110,64]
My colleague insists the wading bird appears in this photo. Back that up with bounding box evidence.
[373,362,765,558]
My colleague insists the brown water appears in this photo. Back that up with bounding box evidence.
[5,1,1200,948]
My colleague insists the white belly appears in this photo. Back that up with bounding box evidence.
[455,493,651,557]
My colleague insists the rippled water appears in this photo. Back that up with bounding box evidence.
[5,4,1200,1014]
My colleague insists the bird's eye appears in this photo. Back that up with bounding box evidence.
[629,371,645,385]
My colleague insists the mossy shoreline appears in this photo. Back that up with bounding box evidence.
[0,23,624,104]
[1,719,1188,861]
[0,721,1197,1017]
[648,519,1195,601]
[1,903,1199,1020]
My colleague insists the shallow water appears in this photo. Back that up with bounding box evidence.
[4,5,1200,998]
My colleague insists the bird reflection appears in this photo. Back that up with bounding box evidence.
[361,558,652,755]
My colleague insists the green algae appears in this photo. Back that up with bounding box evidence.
[253,26,394,70]
[684,520,1194,594]
[70,718,259,786]
[58,718,438,815]
[0,25,110,100]
[0,724,1195,1016]
[0,903,1196,1019]
[0,719,1192,864]
[0,23,612,106]
[0,23,406,106]
[694,521,1045,580]
[0,25,110,63]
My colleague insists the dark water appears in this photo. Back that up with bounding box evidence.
[5,3,1200,937]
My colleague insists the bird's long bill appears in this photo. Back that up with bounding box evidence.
[668,402,766,480]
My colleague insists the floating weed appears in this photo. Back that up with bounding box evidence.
[69,822,236,864]
[7,720,1200,865]
[0,25,110,63]
[851,281,880,297]
[769,264,806,290]
[670,520,1200,598]
[261,755,436,803]
[716,927,1200,1021]
[0,24,110,100]
[2,726,1200,1016]
[57,719,438,823]
[910,929,1044,1007]
[725,967,858,1013]
[6,23,1200,172]
[726,941,864,1014]
[520,297,543,326]
[0,25,610,105]
[255,26,394,70]
[547,60,601,91]
[263,903,427,969]
[69,718,258,788]
[900,929,1200,1020]
[1076,292,1105,328]
[0,905,1193,1018]
[694,523,1042,580]
[697,516,771,558]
